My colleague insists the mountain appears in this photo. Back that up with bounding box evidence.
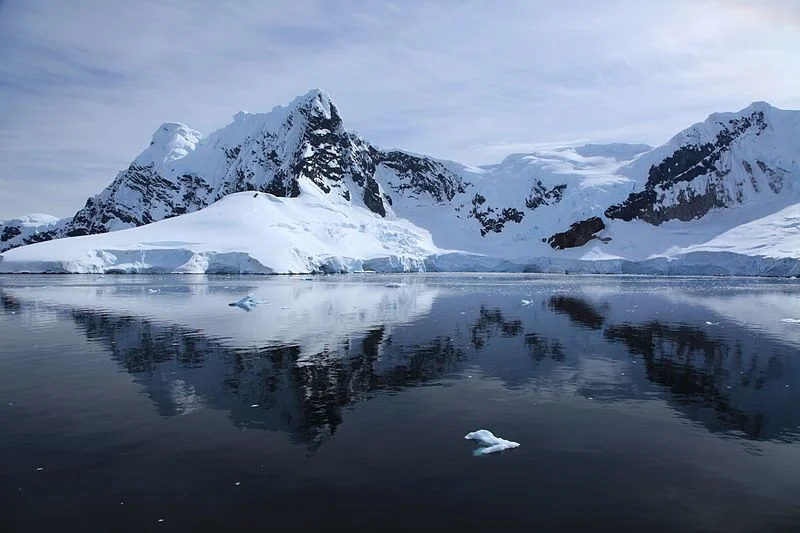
[0,213,68,249]
[1,91,799,275]
[0,184,443,274]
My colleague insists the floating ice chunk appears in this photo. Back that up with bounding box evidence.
[464,429,520,455]
[705,321,719,325]
[780,318,800,324]
[228,294,264,311]
[148,288,160,294]
[521,299,532,306]
[384,282,406,288]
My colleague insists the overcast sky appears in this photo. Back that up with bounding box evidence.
[1,0,798,218]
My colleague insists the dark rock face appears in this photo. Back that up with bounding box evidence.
[362,174,386,217]
[66,163,212,237]
[0,223,62,251]
[0,225,21,243]
[756,160,786,194]
[526,181,567,210]
[546,217,605,250]
[378,150,467,204]
[19,229,59,246]
[606,110,768,225]
[470,194,525,236]
[287,102,350,198]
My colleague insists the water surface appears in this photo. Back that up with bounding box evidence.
[2,274,800,532]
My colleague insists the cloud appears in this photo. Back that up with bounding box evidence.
[711,0,800,26]
[0,0,798,217]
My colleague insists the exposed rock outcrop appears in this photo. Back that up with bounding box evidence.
[546,217,606,250]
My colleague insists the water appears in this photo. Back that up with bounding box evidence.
[2,274,800,532]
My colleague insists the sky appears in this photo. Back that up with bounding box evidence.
[0,0,799,219]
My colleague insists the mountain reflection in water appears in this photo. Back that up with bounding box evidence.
[3,275,799,446]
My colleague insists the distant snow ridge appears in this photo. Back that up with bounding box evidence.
[2,90,800,276]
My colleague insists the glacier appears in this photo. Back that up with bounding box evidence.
[1,91,800,276]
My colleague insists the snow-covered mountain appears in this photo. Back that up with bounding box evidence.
[0,213,68,248]
[0,183,444,274]
[1,90,799,275]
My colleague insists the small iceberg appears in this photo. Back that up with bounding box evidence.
[228,294,264,311]
[464,429,520,456]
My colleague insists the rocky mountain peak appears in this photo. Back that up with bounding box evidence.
[136,122,201,168]
[607,101,796,225]
[292,88,336,119]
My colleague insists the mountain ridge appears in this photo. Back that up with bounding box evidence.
[1,91,799,276]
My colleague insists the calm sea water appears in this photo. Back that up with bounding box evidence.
[2,274,800,532]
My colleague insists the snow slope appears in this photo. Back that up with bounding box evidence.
[0,181,442,274]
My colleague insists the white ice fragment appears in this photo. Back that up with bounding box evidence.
[384,282,406,288]
[235,481,241,486]
[148,289,160,294]
[228,294,263,311]
[780,318,800,324]
[464,429,520,456]
[521,299,532,306]
[250,404,259,408]
[705,321,719,325]
[35,467,44,471]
